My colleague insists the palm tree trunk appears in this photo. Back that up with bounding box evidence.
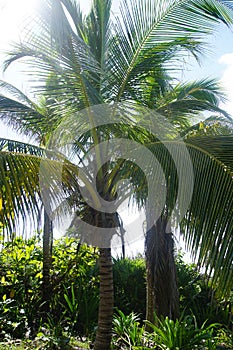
[42,210,53,320]
[146,262,155,325]
[71,206,116,349]
[94,247,114,350]
[145,216,179,321]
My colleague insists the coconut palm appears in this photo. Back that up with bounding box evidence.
[1,79,232,325]
[144,81,233,322]
[144,121,233,323]
[1,0,233,349]
[0,82,68,319]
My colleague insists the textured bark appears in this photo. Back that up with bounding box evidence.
[94,247,114,350]
[75,172,118,349]
[119,216,126,259]
[42,210,53,320]
[70,203,116,349]
[146,263,155,325]
[145,216,179,321]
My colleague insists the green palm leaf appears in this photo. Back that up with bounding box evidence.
[144,135,233,296]
[0,152,42,234]
[156,79,230,122]
[0,138,45,156]
[187,134,233,172]
[110,0,233,102]
[4,1,102,109]
[0,80,53,139]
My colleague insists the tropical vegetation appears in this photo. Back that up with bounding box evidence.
[0,236,232,349]
[0,0,233,349]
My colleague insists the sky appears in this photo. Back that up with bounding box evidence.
[0,0,233,256]
[0,0,233,138]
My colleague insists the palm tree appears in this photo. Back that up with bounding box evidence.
[0,82,64,319]
[144,80,233,322]
[145,121,233,323]
[1,0,233,349]
[1,80,232,336]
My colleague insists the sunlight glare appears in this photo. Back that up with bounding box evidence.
[0,0,39,47]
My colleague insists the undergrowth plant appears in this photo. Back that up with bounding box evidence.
[0,236,99,340]
[0,236,232,346]
[112,310,232,350]
[112,309,147,349]
[145,315,219,350]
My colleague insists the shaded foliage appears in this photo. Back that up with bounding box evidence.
[113,256,146,318]
[0,236,99,339]
[0,237,232,341]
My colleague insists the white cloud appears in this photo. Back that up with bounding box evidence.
[219,53,233,116]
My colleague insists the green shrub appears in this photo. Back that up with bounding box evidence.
[0,236,99,339]
[112,309,147,349]
[0,237,231,344]
[0,236,43,339]
[146,315,219,350]
[112,310,231,350]
[50,237,99,336]
[176,253,233,329]
[113,256,146,318]
[215,328,233,349]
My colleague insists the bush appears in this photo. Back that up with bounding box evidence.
[113,256,146,318]
[0,237,231,343]
[0,236,99,340]
[146,315,219,350]
[50,237,99,337]
[112,309,147,349]
[112,310,233,350]
[0,236,43,339]
[176,253,233,330]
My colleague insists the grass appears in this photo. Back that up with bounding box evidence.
[0,339,90,349]
[0,345,25,350]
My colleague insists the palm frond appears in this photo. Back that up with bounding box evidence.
[0,138,45,156]
[0,80,36,107]
[60,0,87,39]
[142,135,233,296]
[4,1,102,108]
[187,134,233,172]
[0,149,83,233]
[86,0,112,68]
[183,142,232,297]
[0,81,45,138]
[154,79,231,129]
[0,152,42,235]
[0,80,70,141]
[221,0,233,10]
[110,0,233,101]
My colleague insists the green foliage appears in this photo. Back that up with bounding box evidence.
[112,310,147,349]
[35,315,71,350]
[0,236,43,339]
[113,257,146,318]
[0,237,232,345]
[176,253,233,329]
[215,328,233,349]
[112,310,233,350]
[113,254,232,330]
[50,237,99,336]
[0,236,99,340]
[146,315,219,350]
